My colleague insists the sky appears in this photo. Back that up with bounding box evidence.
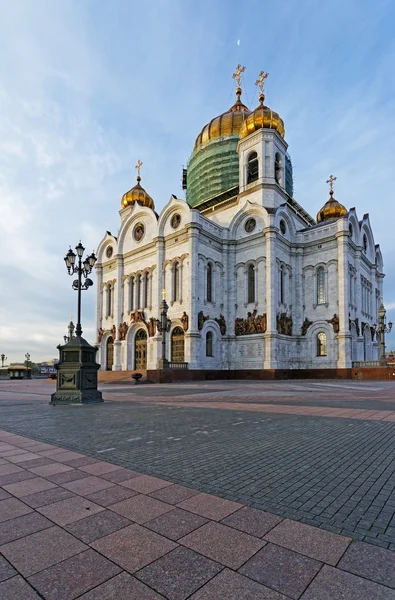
[1,0,395,363]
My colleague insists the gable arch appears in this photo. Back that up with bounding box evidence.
[118,206,158,255]
[229,201,266,240]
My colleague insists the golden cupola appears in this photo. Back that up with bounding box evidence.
[316,175,347,223]
[239,71,285,140]
[121,160,155,211]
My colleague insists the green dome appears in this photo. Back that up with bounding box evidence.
[186,89,250,209]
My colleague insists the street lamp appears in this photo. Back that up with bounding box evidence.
[377,299,393,366]
[25,353,31,368]
[156,289,171,369]
[64,243,97,337]
[50,243,102,405]
[1,354,7,367]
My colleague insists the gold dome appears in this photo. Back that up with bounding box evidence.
[121,175,155,211]
[316,189,347,223]
[193,87,251,151]
[239,92,285,139]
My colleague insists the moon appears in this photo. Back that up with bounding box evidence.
[237,39,241,46]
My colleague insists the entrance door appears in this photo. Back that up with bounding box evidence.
[171,327,185,362]
[135,329,147,369]
[106,336,114,371]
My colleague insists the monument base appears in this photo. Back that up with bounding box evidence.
[50,389,103,405]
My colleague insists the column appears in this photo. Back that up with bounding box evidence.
[336,230,352,368]
[185,223,202,369]
[113,256,123,371]
[264,222,279,369]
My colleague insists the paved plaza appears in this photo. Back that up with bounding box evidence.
[0,379,395,598]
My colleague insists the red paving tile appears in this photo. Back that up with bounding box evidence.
[110,494,174,523]
[3,476,56,498]
[0,512,53,545]
[264,518,351,565]
[78,571,165,599]
[91,524,177,573]
[0,497,33,522]
[190,568,289,599]
[37,495,104,526]
[120,474,173,494]
[61,475,115,496]
[145,508,208,540]
[178,492,242,521]
[0,575,41,599]
[221,506,283,538]
[29,463,74,477]
[79,461,123,476]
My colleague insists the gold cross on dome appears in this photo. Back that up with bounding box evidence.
[162,288,167,300]
[135,160,143,178]
[326,174,337,192]
[69,314,73,321]
[255,70,269,94]
[232,64,246,87]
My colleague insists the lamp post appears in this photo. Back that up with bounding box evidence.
[156,289,171,369]
[377,299,393,367]
[1,354,7,368]
[50,242,102,405]
[25,353,31,368]
[64,243,97,337]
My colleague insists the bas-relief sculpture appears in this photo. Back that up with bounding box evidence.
[327,313,340,334]
[118,322,129,341]
[277,312,292,336]
[215,314,226,335]
[147,317,157,337]
[300,318,313,336]
[235,310,267,336]
[198,311,209,331]
[98,327,104,343]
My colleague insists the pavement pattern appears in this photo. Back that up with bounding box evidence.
[1,428,395,599]
[1,380,395,552]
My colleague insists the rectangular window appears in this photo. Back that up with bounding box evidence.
[316,268,325,305]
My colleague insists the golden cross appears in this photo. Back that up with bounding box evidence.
[232,64,246,87]
[255,70,269,94]
[69,314,73,321]
[135,159,143,178]
[162,288,167,300]
[326,174,337,192]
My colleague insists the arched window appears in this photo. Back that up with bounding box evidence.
[171,327,185,362]
[207,263,213,302]
[173,262,180,301]
[316,267,325,305]
[206,331,213,357]
[317,332,327,356]
[137,274,142,309]
[280,265,285,304]
[247,152,259,184]
[144,272,149,308]
[130,277,134,311]
[275,152,282,184]
[107,285,112,317]
[247,264,255,303]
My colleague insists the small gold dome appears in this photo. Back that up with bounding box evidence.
[121,175,155,211]
[316,189,347,223]
[194,88,251,151]
[239,92,285,140]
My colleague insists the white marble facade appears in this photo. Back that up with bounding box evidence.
[96,113,383,373]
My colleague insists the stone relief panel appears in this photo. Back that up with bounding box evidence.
[235,310,266,336]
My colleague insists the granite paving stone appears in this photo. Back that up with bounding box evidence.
[100,468,141,483]
[64,457,100,468]
[110,494,174,523]
[145,508,208,540]
[6,452,42,463]
[338,541,395,589]
[27,548,122,600]
[0,497,33,522]
[29,463,74,477]
[264,518,351,565]
[48,451,87,463]
[189,568,289,599]
[91,523,177,573]
[37,495,104,526]
[65,510,132,543]
[149,484,199,505]
[300,564,395,599]
[0,470,37,486]
[177,492,242,521]
[21,486,75,508]
[0,511,53,544]
[45,468,90,485]
[136,546,223,600]
[0,464,24,476]
[0,575,41,599]
[3,476,57,498]
[79,461,123,476]
[0,526,87,576]
[221,506,284,538]
[181,521,264,569]
[85,484,138,507]
[120,474,173,494]
[17,457,55,469]
[78,571,165,599]
[240,543,322,600]
[0,555,17,582]
[0,488,11,500]
[61,475,115,496]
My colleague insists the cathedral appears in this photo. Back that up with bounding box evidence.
[95,66,384,375]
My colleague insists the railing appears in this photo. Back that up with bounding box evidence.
[168,362,188,370]
[352,361,380,368]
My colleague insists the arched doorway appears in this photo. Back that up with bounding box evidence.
[171,327,185,362]
[135,329,147,369]
[106,336,114,371]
